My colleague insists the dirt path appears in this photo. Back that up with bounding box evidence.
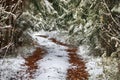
[67,48,88,80]
[39,35,89,80]
[19,35,88,80]
[24,47,46,78]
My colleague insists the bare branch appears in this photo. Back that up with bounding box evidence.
[102,0,120,27]
[0,42,13,52]
[111,37,120,43]
[0,25,12,29]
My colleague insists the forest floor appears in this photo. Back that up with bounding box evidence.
[0,31,119,80]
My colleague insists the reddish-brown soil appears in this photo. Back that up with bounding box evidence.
[24,47,46,78]
[49,38,70,47]
[67,48,88,80]
[38,35,70,46]
[19,35,88,80]
[39,35,88,80]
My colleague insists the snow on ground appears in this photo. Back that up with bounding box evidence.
[78,45,119,80]
[0,31,118,80]
[31,32,70,80]
[0,31,70,80]
[78,45,104,80]
[30,30,68,43]
[0,56,26,80]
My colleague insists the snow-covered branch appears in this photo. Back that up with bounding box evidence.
[0,25,12,29]
[0,43,13,52]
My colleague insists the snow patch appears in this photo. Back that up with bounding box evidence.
[29,30,68,43]
[0,57,26,80]
[78,45,103,80]
[31,32,70,80]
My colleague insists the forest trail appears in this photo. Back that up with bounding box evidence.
[24,47,46,78]
[20,34,88,80]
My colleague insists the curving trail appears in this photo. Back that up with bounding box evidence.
[24,47,46,78]
[67,48,88,80]
[20,34,88,80]
[47,36,88,80]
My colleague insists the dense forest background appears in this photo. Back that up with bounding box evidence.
[0,0,120,58]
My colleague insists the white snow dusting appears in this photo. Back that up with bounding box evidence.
[0,57,26,80]
[1,31,114,80]
[78,45,103,80]
[31,31,70,80]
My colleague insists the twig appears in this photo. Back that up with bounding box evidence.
[3,10,17,19]
[3,0,22,23]
[0,25,12,29]
[100,33,114,51]
[1,42,13,64]
[111,37,120,43]
[12,0,22,13]
[102,0,120,27]
[0,42,13,53]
